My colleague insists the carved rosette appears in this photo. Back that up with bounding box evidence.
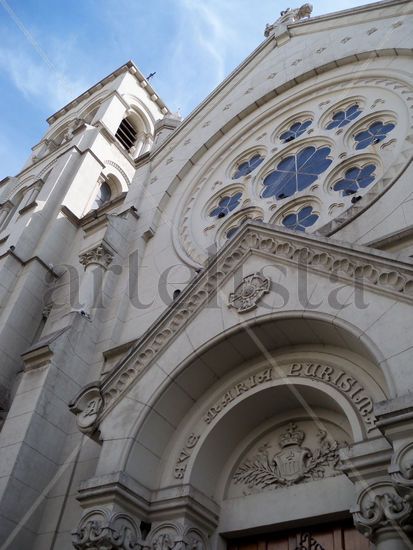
[228,273,270,312]
[352,482,413,541]
[72,509,142,550]
[79,244,114,271]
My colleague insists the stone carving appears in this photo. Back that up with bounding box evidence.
[148,523,206,550]
[69,386,104,432]
[79,244,114,270]
[71,225,413,431]
[233,423,342,490]
[265,4,312,37]
[174,433,200,480]
[228,273,270,313]
[389,442,413,496]
[72,509,142,549]
[295,532,325,550]
[353,489,413,540]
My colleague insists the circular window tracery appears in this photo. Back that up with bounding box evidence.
[325,103,362,130]
[354,121,396,150]
[261,146,332,200]
[282,205,319,232]
[209,192,242,218]
[232,153,264,179]
[175,74,412,265]
[333,164,377,196]
[279,119,312,143]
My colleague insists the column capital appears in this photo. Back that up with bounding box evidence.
[147,521,208,550]
[72,507,143,550]
[351,481,412,542]
[79,243,114,270]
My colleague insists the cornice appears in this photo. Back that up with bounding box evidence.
[47,61,170,126]
[70,222,413,433]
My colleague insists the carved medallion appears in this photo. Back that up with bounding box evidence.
[233,422,344,491]
[228,273,270,312]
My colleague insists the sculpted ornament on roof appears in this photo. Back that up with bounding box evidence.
[265,3,313,37]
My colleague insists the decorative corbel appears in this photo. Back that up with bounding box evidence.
[69,384,103,434]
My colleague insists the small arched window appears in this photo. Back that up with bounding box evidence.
[91,181,112,210]
[115,117,137,151]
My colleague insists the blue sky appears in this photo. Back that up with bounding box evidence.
[0,0,378,179]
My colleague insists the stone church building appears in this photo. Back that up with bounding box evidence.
[0,1,413,548]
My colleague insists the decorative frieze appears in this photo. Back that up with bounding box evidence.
[79,244,114,270]
[228,273,270,313]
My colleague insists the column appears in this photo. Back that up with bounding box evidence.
[78,243,114,314]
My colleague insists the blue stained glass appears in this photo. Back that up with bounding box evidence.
[210,192,242,218]
[354,121,395,150]
[261,146,332,200]
[280,120,312,143]
[233,154,264,179]
[326,104,362,130]
[333,164,376,196]
[282,206,319,232]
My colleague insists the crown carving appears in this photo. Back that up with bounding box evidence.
[279,422,305,448]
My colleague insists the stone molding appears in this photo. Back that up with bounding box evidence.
[72,508,142,550]
[351,482,413,541]
[70,224,413,432]
[79,243,114,270]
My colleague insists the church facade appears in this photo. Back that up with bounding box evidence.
[0,1,413,549]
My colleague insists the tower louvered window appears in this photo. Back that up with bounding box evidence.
[115,117,137,150]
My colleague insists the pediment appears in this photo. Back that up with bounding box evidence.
[70,222,413,433]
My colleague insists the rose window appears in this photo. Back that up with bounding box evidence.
[326,104,362,129]
[261,146,332,200]
[333,164,376,196]
[177,78,410,265]
[209,192,242,218]
[232,154,264,179]
[354,121,395,150]
[282,206,319,232]
[280,120,312,143]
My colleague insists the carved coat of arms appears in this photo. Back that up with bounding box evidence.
[233,423,343,490]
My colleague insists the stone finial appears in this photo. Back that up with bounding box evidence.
[265,3,313,37]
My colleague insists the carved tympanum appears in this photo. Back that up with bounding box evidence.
[228,273,270,312]
[233,422,344,492]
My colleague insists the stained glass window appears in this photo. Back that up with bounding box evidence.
[282,206,319,232]
[326,104,362,130]
[261,146,332,200]
[209,192,242,218]
[354,121,395,150]
[280,120,312,143]
[333,164,376,196]
[233,154,264,179]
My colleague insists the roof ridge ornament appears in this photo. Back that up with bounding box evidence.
[265,3,313,37]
